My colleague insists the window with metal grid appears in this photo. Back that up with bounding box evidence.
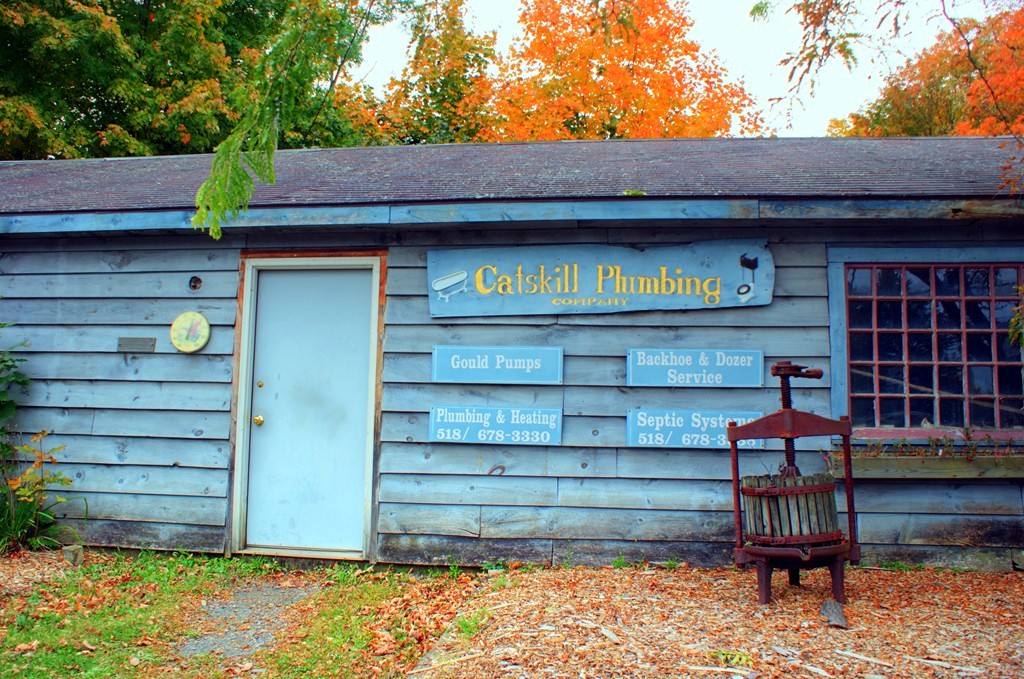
[845,264,1024,435]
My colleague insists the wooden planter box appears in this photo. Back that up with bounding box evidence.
[833,455,1024,480]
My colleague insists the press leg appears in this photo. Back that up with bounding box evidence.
[829,557,846,604]
[788,568,801,587]
[756,561,773,605]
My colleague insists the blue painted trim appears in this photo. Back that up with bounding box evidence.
[826,245,1024,425]
[762,199,950,219]
[1,205,392,235]
[392,199,758,223]
[828,246,1024,264]
[826,259,850,420]
[5,197,1004,236]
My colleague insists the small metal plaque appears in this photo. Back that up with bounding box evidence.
[627,408,764,449]
[627,349,764,387]
[430,406,563,446]
[117,337,157,353]
[432,345,563,384]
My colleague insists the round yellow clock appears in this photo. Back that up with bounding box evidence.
[170,311,211,353]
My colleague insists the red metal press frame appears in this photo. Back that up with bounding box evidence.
[727,362,860,605]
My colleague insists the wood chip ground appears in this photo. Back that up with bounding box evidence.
[0,550,75,598]
[411,566,1023,679]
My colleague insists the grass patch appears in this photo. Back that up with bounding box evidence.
[2,551,278,677]
[454,608,491,638]
[2,551,479,678]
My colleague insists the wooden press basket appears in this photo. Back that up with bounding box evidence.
[739,472,842,547]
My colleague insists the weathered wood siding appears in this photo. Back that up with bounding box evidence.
[0,235,242,552]
[377,226,834,567]
[377,224,1024,571]
[3,222,1021,569]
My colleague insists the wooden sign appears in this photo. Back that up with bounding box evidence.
[432,345,563,384]
[627,408,764,449]
[627,349,763,387]
[430,406,562,446]
[427,240,774,317]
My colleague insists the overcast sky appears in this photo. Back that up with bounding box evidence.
[357,0,995,137]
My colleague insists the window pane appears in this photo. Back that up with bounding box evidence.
[969,366,994,395]
[938,333,962,361]
[936,300,961,328]
[994,268,1019,295]
[998,398,1024,428]
[995,301,1016,326]
[878,333,903,361]
[997,333,1020,362]
[850,364,875,394]
[849,333,874,361]
[909,398,935,427]
[880,399,906,427]
[936,268,960,295]
[876,268,902,296]
[909,366,934,395]
[970,399,996,427]
[845,263,1024,435]
[939,366,964,395]
[847,268,872,295]
[848,300,872,328]
[907,300,932,328]
[940,398,965,426]
[906,268,931,296]
[908,333,933,361]
[998,365,1024,396]
[967,334,992,362]
[877,301,903,328]
[851,398,876,427]
[879,365,904,394]
[964,268,990,296]
[964,301,991,329]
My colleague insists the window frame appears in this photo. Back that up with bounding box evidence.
[827,246,1024,443]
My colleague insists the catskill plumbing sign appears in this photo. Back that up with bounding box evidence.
[427,241,774,317]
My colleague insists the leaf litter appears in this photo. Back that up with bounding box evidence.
[4,551,1021,678]
[410,565,1023,679]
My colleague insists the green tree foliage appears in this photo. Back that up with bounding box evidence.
[193,0,407,238]
[0,0,392,161]
[379,0,496,144]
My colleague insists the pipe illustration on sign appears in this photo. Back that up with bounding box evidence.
[427,241,774,317]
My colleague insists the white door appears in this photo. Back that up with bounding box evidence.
[234,258,379,556]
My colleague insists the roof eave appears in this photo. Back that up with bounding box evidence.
[2,196,1022,237]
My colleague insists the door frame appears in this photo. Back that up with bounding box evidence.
[230,254,384,559]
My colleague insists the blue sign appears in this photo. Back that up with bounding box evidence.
[627,349,763,387]
[427,240,774,318]
[430,406,563,446]
[627,409,764,449]
[432,345,563,384]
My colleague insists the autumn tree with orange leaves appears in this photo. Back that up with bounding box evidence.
[827,8,1024,138]
[954,7,1024,137]
[485,0,763,141]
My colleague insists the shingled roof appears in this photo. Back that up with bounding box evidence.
[0,137,1018,217]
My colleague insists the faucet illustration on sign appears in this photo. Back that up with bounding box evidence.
[737,253,759,303]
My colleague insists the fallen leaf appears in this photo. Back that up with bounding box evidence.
[13,640,39,654]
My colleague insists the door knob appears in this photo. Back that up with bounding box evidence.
[253,415,265,426]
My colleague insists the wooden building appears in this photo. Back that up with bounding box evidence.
[1,138,1022,570]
